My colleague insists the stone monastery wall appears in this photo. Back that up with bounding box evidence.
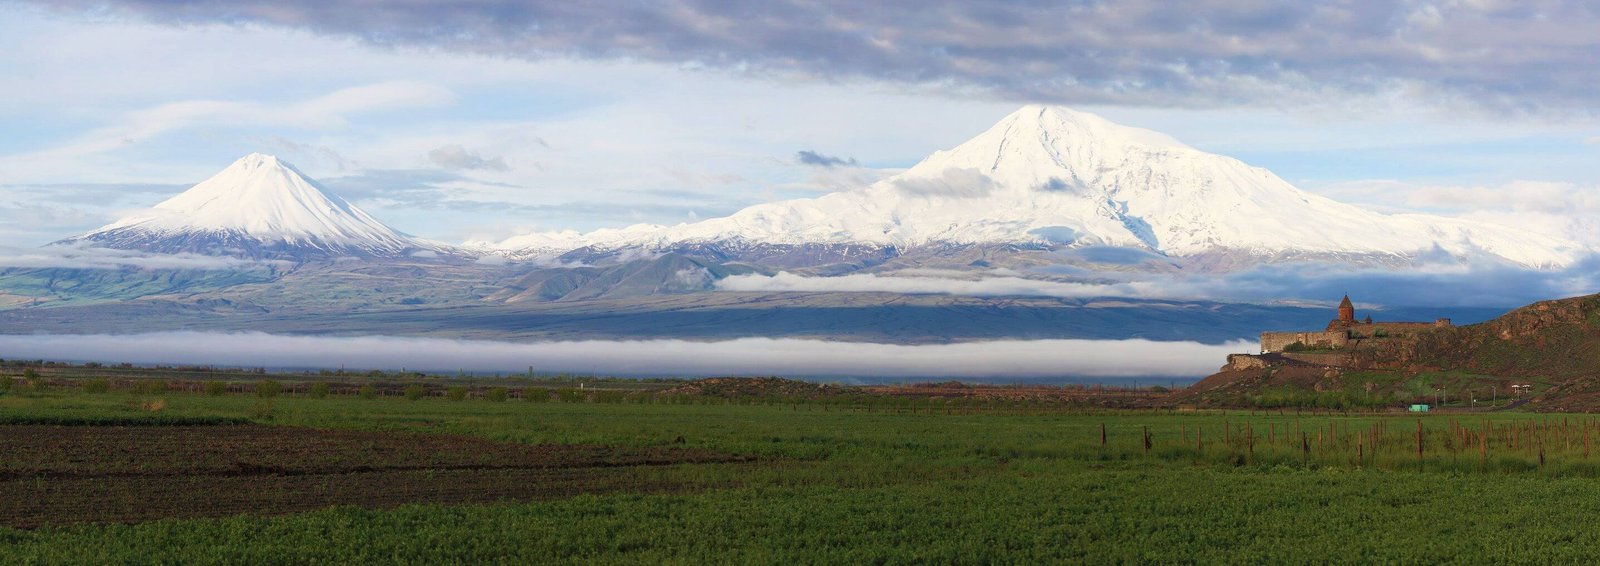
[1260,330,1349,354]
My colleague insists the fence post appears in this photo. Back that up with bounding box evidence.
[1246,423,1254,459]
[1416,419,1424,470]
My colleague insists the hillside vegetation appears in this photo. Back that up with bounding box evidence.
[1177,293,1600,411]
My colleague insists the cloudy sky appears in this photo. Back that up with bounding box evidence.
[4,1,1600,247]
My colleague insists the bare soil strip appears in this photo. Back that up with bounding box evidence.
[0,425,750,529]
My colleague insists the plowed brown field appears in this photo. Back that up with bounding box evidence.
[0,425,750,528]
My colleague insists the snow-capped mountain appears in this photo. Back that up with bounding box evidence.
[64,153,430,261]
[484,105,1580,269]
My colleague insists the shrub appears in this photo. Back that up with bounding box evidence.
[22,369,45,391]
[1283,341,1308,353]
[204,381,228,396]
[486,387,509,402]
[404,384,425,401]
[524,387,549,403]
[359,384,377,399]
[83,379,111,394]
[308,382,332,399]
[130,380,168,395]
[447,386,468,401]
[0,375,12,392]
[557,388,587,403]
[256,380,282,398]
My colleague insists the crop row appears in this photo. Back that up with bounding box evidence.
[0,425,748,479]
[0,463,756,529]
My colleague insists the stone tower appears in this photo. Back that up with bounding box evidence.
[1337,295,1356,324]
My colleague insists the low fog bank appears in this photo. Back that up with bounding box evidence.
[0,332,1251,382]
[719,254,1600,309]
[0,243,282,270]
[717,271,1149,299]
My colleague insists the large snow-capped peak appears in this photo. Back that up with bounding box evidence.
[488,105,1580,268]
[68,153,422,259]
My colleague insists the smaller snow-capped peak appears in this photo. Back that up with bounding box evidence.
[73,153,422,259]
[108,152,397,241]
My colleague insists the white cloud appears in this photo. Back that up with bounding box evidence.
[718,256,1600,309]
[32,0,1600,114]
[1315,179,1600,246]
[0,81,454,183]
[427,144,509,171]
[892,168,995,198]
[718,272,1161,299]
[1316,179,1600,216]
[1404,180,1599,214]
[671,266,714,288]
[0,331,1248,379]
[0,244,277,270]
[775,165,899,195]
[293,82,456,122]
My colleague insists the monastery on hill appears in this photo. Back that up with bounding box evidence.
[1259,295,1452,354]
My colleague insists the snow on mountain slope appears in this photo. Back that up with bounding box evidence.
[66,153,425,260]
[486,105,1580,268]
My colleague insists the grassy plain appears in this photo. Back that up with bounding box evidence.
[6,383,1600,563]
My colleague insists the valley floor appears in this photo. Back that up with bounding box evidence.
[4,382,1600,562]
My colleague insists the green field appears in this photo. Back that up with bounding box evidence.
[6,383,1600,563]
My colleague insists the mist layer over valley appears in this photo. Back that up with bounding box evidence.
[0,332,1251,383]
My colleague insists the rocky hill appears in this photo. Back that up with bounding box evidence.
[1172,293,1600,410]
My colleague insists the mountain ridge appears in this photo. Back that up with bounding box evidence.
[482,105,1581,269]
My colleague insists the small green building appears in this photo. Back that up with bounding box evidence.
[1409,404,1430,413]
